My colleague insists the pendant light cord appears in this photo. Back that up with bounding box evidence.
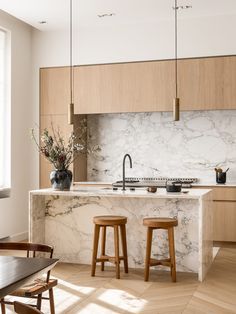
[70,0,74,105]
[175,0,178,98]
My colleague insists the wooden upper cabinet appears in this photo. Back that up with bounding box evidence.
[40,67,70,115]
[178,56,236,110]
[40,55,236,115]
[74,60,175,114]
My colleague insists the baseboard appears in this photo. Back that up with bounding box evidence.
[9,231,28,242]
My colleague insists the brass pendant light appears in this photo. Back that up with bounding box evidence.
[68,0,74,125]
[173,0,180,121]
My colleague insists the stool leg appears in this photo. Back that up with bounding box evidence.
[114,225,120,279]
[91,224,100,277]
[144,227,153,282]
[101,226,106,271]
[120,224,128,273]
[168,227,176,282]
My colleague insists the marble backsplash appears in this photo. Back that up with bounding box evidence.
[87,110,236,183]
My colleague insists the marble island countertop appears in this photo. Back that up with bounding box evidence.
[74,181,236,187]
[30,187,212,199]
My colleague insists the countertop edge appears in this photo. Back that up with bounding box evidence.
[29,188,212,200]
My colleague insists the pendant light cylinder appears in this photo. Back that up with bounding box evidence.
[68,0,74,125]
[173,97,180,121]
[173,0,180,121]
[68,103,74,125]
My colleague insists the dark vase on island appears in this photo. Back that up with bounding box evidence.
[50,169,73,191]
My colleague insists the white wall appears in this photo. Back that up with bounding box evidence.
[32,13,236,69]
[0,10,36,239]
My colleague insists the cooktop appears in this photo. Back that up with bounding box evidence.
[112,177,198,188]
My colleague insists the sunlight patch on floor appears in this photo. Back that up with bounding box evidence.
[57,278,96,295]
[98,289,147,313]
[77,302,123,314]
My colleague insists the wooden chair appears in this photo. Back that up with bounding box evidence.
[14,301,42,314]
[0,242,57,314]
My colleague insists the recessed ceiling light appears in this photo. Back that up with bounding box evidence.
[173,5,192,10]
[38,21,47,24]
[97,13,115,18]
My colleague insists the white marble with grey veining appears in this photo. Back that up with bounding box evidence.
[30,187,211,199]
[87,110,236,183]
[29,188,213,281]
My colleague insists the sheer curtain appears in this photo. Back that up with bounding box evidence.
[0,28,10,189]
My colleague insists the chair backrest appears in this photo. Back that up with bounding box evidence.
[0,242,53,258]
[14,301,42,314]
[0,242,54,282]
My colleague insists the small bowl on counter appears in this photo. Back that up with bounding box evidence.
[147,186,157,193]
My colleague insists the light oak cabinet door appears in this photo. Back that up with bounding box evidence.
[40,115,87,188]
[212,187,236,201]
[74,60,175,114]
[213,201,236,242]
[40,115,73,188]
[178,56,236,110]
[40,67,70,115]
[194,186,236,242]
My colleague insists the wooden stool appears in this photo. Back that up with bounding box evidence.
[143,217,178,282]
[91,215,128,279]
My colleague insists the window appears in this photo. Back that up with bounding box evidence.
[0,28,10,192]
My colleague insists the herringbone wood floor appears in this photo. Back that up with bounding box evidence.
[3,247,236,313]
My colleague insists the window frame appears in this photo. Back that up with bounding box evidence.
[0,27,11,198]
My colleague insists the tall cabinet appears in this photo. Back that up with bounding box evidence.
[40,67,87,188]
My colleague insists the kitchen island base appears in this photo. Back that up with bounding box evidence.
[30,188,213,281]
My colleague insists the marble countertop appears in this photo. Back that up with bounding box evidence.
[192,183,236,187]
[30,187,211,199]
[74,181,236,187]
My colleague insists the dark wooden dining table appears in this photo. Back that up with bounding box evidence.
[0,255,58,299]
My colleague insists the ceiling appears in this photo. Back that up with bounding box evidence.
[0,0,236,31]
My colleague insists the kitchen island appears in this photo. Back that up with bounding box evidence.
[29,187,213,281]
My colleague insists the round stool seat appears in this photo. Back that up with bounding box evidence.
[143,217,178,228]
[93,215,127,226]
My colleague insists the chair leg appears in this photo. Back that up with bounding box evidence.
[49,288,55,314]
[120,224,128,273]
[168,227,177,282]
[0,299,6,314]
[101,226,106,271]
[37,293,42,310]
[114,225,120,279]
[91,224,100,276]
[144,227,153,282]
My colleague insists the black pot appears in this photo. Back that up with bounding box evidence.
[50,169,73,191]
[166,181,182,192]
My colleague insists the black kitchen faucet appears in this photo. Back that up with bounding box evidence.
[122,154,133,191]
